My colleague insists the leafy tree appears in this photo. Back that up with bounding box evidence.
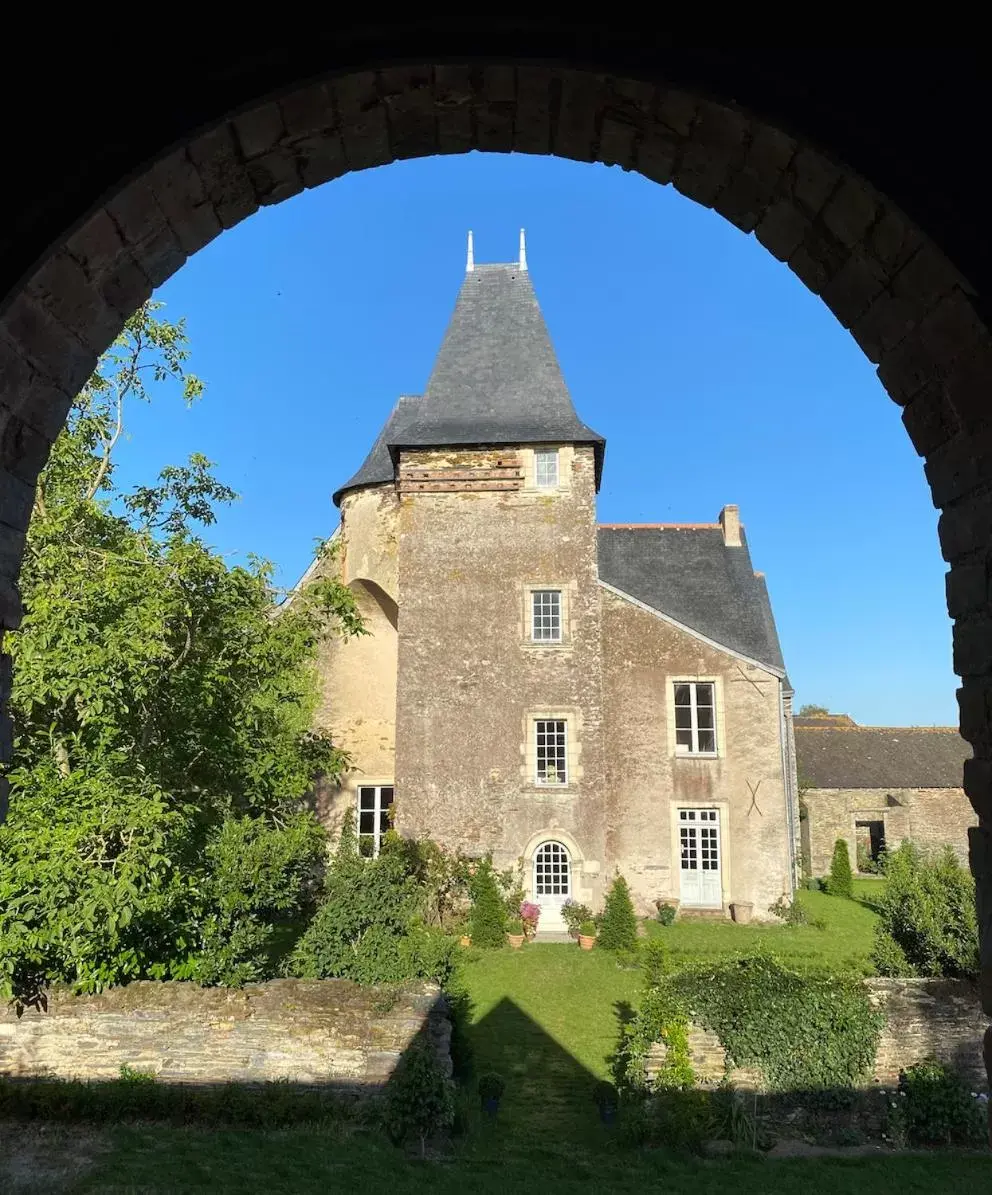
[826,838,854,899]
[871,843,978,979]
[381,1041,455,1156]
[0,302,364,1005]
[798,704,830,716]
[597,873,638,953]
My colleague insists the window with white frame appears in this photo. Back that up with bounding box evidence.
[531,590,562,642]
[535,719,567,784]
[674,682,717,755]
[534,449,559,489]
[357,785,394,856]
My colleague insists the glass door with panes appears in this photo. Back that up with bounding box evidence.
[678,808,722,907]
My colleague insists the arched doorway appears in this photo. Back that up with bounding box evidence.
[534,840,572,932]
[0,45,990,1076]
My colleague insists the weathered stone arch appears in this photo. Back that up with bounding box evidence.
[351,577,398,632]
[0,52,990,1065]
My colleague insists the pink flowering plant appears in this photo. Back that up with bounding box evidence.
[520,901,541,935]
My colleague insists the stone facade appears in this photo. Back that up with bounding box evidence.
[647,978,987,1090]
[0,979,451,1090]
[803,785,975,877]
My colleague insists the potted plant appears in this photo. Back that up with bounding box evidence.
[654,898,679,926]
[478,1072,506,1116]
[577,919,597,950]
[592,1080,619,1125]
[561,899,593,940]
[507,917,526,948]
[520,900,541,940]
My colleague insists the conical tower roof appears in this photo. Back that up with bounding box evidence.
[334,245,604,505]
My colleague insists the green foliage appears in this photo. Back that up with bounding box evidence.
[617,955,883,1094]
[392,837,470,930]
[380,1042,454,1154]
[560,900,593,936]
[798,704,830,716]
[507,917,524,935]
[640,938,671,987]
[287,822,455,986]
[579,920,597,937]
[827,839,854,899]
[192,813,327,986]
[894,1057,987,1147]
[870,843,978,979]
[592,1080,618,1108]
[655,901,677,926]
[467,858,509,949]
[0,302,364,1005]
[597,874,638,954]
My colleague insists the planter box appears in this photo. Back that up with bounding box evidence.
[730,902,754,925]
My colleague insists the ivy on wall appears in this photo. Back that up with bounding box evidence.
[617,955,884,1093]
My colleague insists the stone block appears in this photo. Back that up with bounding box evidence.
[789,147,841,217]
[755,199,808,263]
[246,150,303,206]
[0,293,95,398]
[901,382,959,457]
[925,426,992,508]
[66,209,126,281]
[513,67,553,155]
[279,82,334,140]
[27,252,118,357]
[599,112,639,170]
[187,126,258,230]
[292,133,348,190]
[946,559,988,619]
[821,178,878,247]
[820,251,888,330]
[553,72,602,163]
[953,614,992,676]
[234,102,286,159]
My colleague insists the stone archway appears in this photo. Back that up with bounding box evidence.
[1,56,991,1047]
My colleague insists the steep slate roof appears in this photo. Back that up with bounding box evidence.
[597,525,787,674]
[332,395,422,505]
[794,720,971,789]
[333,263,604,504]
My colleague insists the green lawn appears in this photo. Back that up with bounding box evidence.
[22,880,984,1194]
[651,881,883,973]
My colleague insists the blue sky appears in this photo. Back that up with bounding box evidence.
[122,153,953,726]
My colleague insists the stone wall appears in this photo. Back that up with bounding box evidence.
[648,978,986,1090]
[804,786,975,876]
[0,980,451,1090]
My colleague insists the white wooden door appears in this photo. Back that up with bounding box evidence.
[679,809,722,907]
[533,841,571,931]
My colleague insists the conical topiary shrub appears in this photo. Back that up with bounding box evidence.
[597,873,638,953]
[827,838,854,899]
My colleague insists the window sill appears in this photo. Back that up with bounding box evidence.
[530,784,575,794]
[674,753,720,761]
[521,640,570,650]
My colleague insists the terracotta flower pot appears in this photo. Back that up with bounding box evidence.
[578,934,596,951]
[507,933,525,949]
[459,935,472,947]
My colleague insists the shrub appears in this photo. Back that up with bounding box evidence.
[768,894,824,929]
[870,927,915,977]
[286,821,453,986]
[467,858,508,949]
[871,843,978,979]
[477,1073,505,1102]
[598,874,638,953]
[561,899,593,937]
[507,917,524,936]
[655,901,677,926]
[380,1041,454,1155]
[641,938,671,987]
[579,919,597,937]
[519,901,541,934]
[827,839,854,899]
[592,1080,618,1108]
[895,1057,987,1146]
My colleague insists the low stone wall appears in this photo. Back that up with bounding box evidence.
[0,979,451,1091]
[648,977,987,1090]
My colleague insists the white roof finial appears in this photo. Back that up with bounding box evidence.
[519,228,528,272]
[466,230,475,273]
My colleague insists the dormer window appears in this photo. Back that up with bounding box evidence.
[535,449,559,489]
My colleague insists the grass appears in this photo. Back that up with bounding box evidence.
[15,879,986,1192]
[649,881,883,973]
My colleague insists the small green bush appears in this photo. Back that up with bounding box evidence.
[561,900,593,936]
[380,1041,454,1155]
[648,1088,713,1152]
[768,894,824,929]
[506,917,524,936]
[597,874,638,953]
[477,1072,505,1102]
[895,1057,987,1147]
[467,858,508,949]
[640,938,671,987]
[871,843,979,979]
[592,1080,618,1108]
[827,839,854,899]
[655,901,677,926]
[578,919,597,937]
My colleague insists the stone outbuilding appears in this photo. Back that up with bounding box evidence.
[795,712,974,876]
[306,238,800,928]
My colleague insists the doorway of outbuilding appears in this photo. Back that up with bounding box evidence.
[1,50,991,1099]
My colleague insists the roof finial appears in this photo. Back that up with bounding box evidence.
[466,230,475,273]
[519,228,528,272]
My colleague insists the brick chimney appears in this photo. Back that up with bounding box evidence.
[719,504,742,547]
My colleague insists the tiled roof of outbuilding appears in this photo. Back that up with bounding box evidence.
[794,720,971,789]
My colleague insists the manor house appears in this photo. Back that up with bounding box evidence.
[309,236,800,929]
